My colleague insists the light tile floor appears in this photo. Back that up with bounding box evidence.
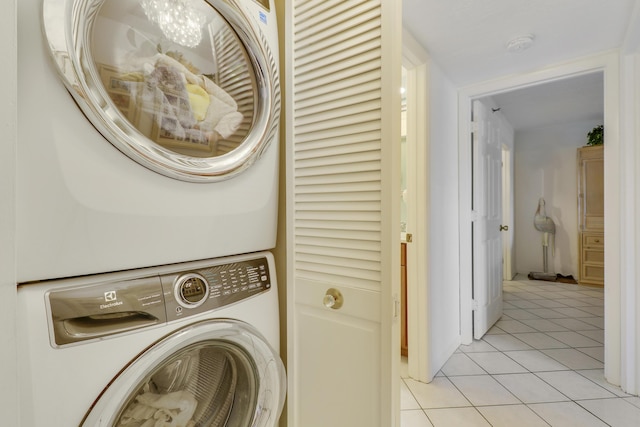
[401,277,640,427]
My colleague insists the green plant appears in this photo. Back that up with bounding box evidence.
[587,125,604,146]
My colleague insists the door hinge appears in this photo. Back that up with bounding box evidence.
[393,294,400,319]
[472,300,479,311]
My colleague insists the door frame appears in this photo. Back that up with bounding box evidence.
[501,144,515,281]
[401,30,431,382]
[458,52,621,385]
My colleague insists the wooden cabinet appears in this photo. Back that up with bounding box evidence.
[401,243,408,356]
[577,146,604,286]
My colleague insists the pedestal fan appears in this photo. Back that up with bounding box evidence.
[528,198,558,281]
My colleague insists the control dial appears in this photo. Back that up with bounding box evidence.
[174,273,209,308]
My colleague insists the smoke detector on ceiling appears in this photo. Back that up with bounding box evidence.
[506,34,535,53]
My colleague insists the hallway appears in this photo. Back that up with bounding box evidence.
[400,278,640,426]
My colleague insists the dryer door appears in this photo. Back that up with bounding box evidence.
[42,0,279,182]
[82,320,286,427]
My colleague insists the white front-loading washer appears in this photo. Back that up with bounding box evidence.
[17,0,281,282]
[17,251,285,427]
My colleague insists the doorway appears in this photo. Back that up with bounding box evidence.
[471,74,603,338]
[458,52,621,387]
[401,30,431,383]
[488,73,603,285]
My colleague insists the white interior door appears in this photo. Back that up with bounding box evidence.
[472,100,503,340]
[285,1,401,426]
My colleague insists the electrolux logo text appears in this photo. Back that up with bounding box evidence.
[100,290,123,309]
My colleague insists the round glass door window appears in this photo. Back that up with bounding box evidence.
[116,342,257,426]
[81,320,286,426]
[42,0,280,182]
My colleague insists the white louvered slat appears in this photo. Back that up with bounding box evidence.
[295,101,381,130]
[294,182,381,195]
[295,259,381,282]
[295,113,381,139]
[295,234,381,250]
[295,79,381,110]
[298,88,378,113]
[294,171,381,188]
[294,121,381,144]
[295,142,381,162]
[295,25,381,69]
[295,267,381,291]
[295,162,381,179]
[295,54,382,87]
[294,0,376,40]
[294,190,380,202]
[295,221,380,233]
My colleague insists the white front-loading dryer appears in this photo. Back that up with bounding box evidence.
[18,251,285,427]
[17,0,281,282]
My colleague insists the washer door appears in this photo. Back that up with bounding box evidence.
[42,0,279,182]
[82,320,286,427]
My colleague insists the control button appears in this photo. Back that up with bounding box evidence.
[174,273,209,308]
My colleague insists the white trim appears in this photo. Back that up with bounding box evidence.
[458,89,473,344]
[620,51,640,395]
[501,145,515,281]
[458,51,622,389]
[622,2,640,54]
[402,29,431,382]
[382,2,403,426]
[402,28,429,65]
[1,0,18,424]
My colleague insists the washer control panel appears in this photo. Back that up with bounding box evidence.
[46,254,273,347]
[162,256,271,321]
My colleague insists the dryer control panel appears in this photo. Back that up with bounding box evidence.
[46,255,272,347]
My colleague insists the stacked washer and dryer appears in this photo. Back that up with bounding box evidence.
[16,0,285,426]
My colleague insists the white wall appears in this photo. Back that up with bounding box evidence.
[514,119,602,277]
[427,61,461,370]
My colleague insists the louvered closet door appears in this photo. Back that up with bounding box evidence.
[286,1,401,426]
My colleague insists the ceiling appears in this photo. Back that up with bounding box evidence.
[489,72,604,131]
[402,0,637,131]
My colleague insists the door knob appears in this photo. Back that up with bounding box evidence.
[323,288,344,310]
[500,225,509,231]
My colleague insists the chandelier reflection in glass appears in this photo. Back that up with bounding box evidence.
[140,0,205,48]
